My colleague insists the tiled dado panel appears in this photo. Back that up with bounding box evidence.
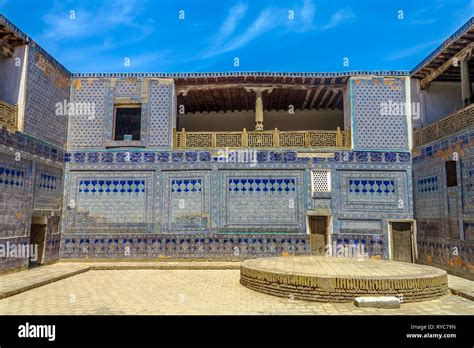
[24,47,70,147]
[462,155,474,214]
[332,233,386,258]
[417,236,474,280]
[338,171,409,213]
[65,172,155,232]
[0,154,31,238]
[67,78,173,149]
[351,77,408,151]
[0,236,30,272]
[220,171,305,232]
[161,171,211,232]
[60,233,309,258]
[33,164,63,210]
[413,164,444,219]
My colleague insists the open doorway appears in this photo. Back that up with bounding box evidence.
[390,221,414,263]
[309,216,328,255]
[29,216,47,268]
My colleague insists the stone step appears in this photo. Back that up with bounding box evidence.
[354,296,401,309]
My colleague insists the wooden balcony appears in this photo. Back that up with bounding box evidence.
[173,127,351,149]
[0,100,17,131]
[413,103,474,147]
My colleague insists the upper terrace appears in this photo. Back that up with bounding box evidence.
[0,13,473,152]
[412,17,474,148]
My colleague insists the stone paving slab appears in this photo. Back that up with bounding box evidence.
[0,261,241,300]
[0,263,90,300]
[448,275,474,301]
[0,270,473,315]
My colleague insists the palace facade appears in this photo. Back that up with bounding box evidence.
[0,14,472,279]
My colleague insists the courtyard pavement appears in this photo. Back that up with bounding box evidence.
[0,262,473,315]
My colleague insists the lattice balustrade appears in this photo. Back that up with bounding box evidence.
[247,132,274,147]
[173,128,351,149]
[279,132,306,147]
[216,133,242,147]
[185,133,212,147]
[414,104,474,147]
[0,100,17,130]
[308,131,337,147]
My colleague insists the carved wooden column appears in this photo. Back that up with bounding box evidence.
[245,87,273,131]
[255,90,264,130]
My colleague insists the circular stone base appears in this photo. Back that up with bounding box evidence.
[240,256,448,303]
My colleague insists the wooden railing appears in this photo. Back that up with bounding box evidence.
[0,100,18,131]
[173,127,351,149]
[413,103,474,147]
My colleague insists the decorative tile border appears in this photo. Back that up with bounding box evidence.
[65,150,411,164]
[0,128,65,162]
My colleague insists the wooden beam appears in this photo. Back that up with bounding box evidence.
[308,87,323,109]
[301,89,313,109]
[318,89,332,109]
[420,42,474,89]
[323,90,339,109]
[175,82,345,94]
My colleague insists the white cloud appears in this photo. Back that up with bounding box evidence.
[213,3,248,46]
[320,7,355,31]
[200,0,317,59]
[39,0,151,42]
[384,39,441,61]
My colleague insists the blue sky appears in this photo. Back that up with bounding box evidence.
[0,0,473,73]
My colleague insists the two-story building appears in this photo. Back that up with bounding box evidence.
[1,14,472,278]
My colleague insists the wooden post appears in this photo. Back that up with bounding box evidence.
[345,128,351,148]
[181,128,186,148]
[274,128,279,147]
[242,128,248,147]
[211,132,217,148]
[255,90,264,130]
[336,127,342,147]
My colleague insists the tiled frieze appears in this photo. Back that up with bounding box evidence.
[462,156,474,214]
[64,149,412,165]
[161,171,210,232]
[339,171,409,212]
[0,128,65,162]
[24,47,70,147]
[417,236,474,280]
[0,154,31,238]
[351,77,408,151]
[33,164,63,210]
[59,233,309,258]
[332,234,386,258]
[65,172,155,232]
[220,171,305,232]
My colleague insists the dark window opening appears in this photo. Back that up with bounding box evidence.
[114,106,141,141]
[445,160,458,187]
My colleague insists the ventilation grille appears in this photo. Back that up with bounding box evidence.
[312,170,330,192]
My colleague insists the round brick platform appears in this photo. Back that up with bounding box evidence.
[240,256,448,303]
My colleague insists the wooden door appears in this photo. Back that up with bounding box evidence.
[391,222,413,263]
[29,223,47,266]
[310,216,327,255]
